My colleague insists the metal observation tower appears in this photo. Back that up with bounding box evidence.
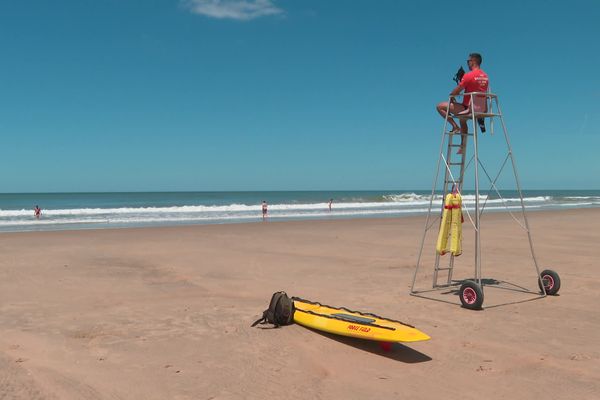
[410,92,560,309]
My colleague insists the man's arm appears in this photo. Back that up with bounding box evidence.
[449,85,463,102]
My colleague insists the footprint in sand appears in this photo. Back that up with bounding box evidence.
[164,364,181,373]
[569,353,591,361]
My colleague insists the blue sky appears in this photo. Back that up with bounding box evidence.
[1,0,598,192]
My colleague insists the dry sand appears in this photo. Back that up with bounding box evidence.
[1,209,599,399]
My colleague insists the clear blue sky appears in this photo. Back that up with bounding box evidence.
[1,0,598,192]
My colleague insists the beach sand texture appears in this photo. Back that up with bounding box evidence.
[1,209,599,399]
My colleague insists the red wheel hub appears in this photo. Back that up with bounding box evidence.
[543,275,554,290]
[463,287,477,304]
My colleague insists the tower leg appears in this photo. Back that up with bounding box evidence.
[412,102,452,293]
[495,98,545,294]
[471,108,482,286]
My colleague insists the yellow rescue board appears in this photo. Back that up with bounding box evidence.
[293,298,430,343]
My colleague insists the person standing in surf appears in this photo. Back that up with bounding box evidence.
[436,53,489,153]
[262,201,268,220]
[328,198,333,211]
[34,205,42,219]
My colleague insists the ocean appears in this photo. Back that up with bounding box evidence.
[1,190,599,233]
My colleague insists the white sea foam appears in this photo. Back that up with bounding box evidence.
[0,195,554,218]
[0,193,597,232]
[0,202,555,229]
[382,193,438,202]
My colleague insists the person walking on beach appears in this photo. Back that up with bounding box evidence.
[436,53,489,153]
[34,205,42,219]
[328,198,333,211]
[262,201,268,219]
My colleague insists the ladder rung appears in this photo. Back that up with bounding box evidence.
[449,162,463,165]
[435,267,453,271]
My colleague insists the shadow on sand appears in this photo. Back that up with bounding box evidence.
[411,277,550,309]
[304,327,432,363]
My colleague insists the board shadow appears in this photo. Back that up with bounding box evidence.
[303,327,432,364]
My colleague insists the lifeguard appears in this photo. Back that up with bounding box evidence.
[436,53,489,153]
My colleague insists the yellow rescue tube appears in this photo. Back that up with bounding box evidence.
[449,193,463,256]
[292,298,430,343]
[436,193,453,254]
[436,192,463,256]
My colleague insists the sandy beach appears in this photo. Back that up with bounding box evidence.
[1,208,599,399]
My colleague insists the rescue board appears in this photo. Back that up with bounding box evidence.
[292,298,430,343]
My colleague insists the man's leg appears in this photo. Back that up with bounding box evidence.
[458,119,469,154]
[436,102,467,132]
[459,119,468,134]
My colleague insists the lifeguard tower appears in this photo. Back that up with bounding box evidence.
[410,91,560,309]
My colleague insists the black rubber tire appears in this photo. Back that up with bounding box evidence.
[539,269,561,295]
[459,281,484,310]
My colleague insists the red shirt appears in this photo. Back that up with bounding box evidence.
[459,69,489,107]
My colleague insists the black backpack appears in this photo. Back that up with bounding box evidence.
[251,291,295,328]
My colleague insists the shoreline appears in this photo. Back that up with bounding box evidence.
[3,205,600,235]
[2,189,599,234]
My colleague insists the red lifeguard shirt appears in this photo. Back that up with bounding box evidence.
[459,69,489,107]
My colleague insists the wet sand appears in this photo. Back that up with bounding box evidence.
[1,209,599,399]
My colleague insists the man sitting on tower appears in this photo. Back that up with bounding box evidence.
[436,53,489,153]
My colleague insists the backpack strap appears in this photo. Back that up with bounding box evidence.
[251,311,268,327]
